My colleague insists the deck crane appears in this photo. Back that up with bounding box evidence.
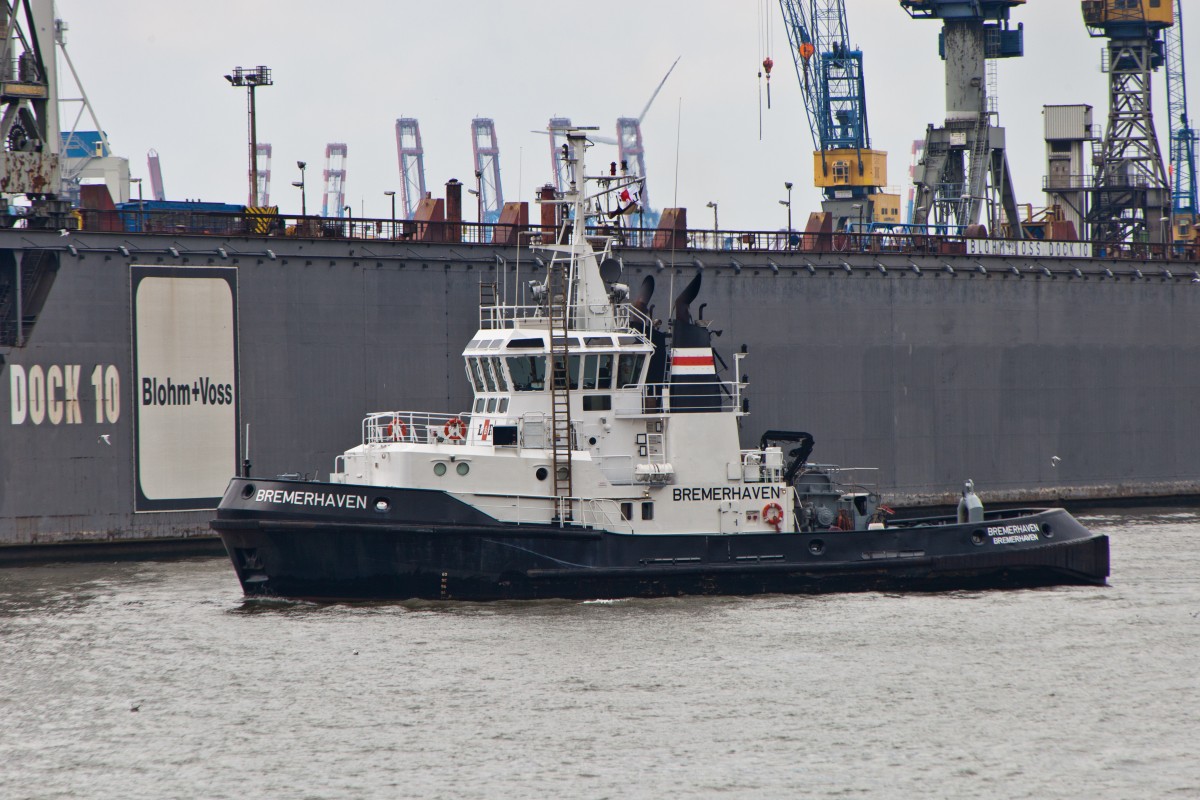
[1164,0,1196,243]
[779,1,898,230]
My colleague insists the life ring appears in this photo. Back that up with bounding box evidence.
[444,417,467,441]
[762,502,784,531]
[383,417,407,441]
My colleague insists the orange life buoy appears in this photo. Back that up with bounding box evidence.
[383,417,407,441]
[444,417,467,441]
[762,502,784,531]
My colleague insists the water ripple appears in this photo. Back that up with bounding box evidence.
[1,509,1198,799]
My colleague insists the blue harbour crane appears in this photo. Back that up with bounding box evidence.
[778,0,898,229]
[1164,0,1196,241]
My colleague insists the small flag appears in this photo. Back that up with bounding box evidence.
[611,180,644,217]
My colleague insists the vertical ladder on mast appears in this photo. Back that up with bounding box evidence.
[547,260,573,519]
[963,112,993,227]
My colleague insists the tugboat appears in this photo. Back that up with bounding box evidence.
[212,128,1109,602]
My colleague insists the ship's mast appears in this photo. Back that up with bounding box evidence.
[550,129,639,333]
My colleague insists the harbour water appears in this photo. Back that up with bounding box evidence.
[1,508,1197,799]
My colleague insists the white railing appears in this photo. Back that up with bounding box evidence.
[478,301,653,346]
[802,464,881,495]
[364,410,473,445]
[629,380,743,414]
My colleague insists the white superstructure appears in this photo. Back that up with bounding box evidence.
[330,129,791,536]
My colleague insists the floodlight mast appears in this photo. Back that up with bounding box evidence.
[224,66,273,208]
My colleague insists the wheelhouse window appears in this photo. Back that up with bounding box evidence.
[615,353,647,388]
[550,354,582,391]
[581,354,614,390]
[477,358,497,392]
[507,355,547,391]
[465,362,482,392]
[489,357,509,391]
[568,355,581,390]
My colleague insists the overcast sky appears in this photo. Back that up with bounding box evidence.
[53,0,1188,229]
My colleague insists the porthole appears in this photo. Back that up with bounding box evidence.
[241,483,256,499]
[456,462,470,476]
[808,539,825,556]
[374,498,390,513]
[557,467,569,482]
[588,436,598,446]
[433,462,447,476]
[535,467,548,481]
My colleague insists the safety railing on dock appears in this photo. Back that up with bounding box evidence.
[64,207,1200,263]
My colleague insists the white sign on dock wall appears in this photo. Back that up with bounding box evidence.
[131,267,239,512]
[966,238,1094,259]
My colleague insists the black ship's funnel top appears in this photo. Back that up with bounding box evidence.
[667,272,722,412]
[672,273,702,325]
[632,275,655,315]
[632,275,670,386]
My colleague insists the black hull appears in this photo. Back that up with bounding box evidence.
[213,479,1109,602]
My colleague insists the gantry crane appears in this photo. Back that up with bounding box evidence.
[1164,0,1196,242]
[147,149,166,201]
[1081,0,1172,246]
[395,118,426,220]
[901,0,1026,237]
[470,118,503,225]
[779,0,898,229]
[253,143,271,207]
[321,143,348,218]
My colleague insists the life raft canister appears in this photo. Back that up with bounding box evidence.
[384,416,407,441]
[762,502,784,531]
[444,417,467,441]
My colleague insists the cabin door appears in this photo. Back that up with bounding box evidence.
[718,501,741,534]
